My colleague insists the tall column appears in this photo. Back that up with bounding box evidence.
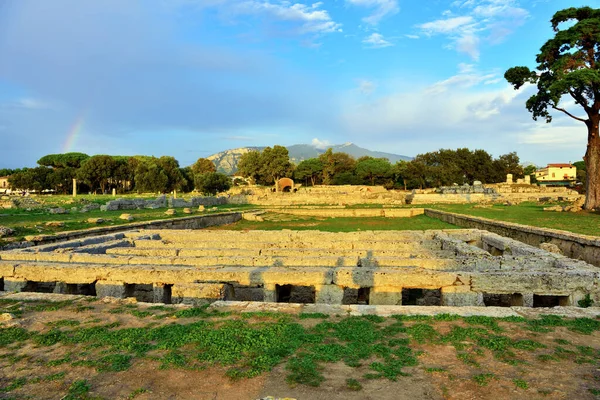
[72,179,77,197]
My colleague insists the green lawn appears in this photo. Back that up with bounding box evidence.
[210,213,458,232]
[2,298,600,398]
[0,195,254,245]
[427,202,600,237]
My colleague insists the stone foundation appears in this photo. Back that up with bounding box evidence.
[1,228,599,308]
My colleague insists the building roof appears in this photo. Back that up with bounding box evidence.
[547,163,574,168]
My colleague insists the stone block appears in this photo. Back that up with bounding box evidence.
[3,279,27,292]
[315,284,344,304]
[369,287,402,305]
[96,281,127,298]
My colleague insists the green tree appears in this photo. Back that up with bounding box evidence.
[191,158,216,176]
[318,149,356,185]
[504,6,600,209]
[524,164,538,184]
[133,159,169,193]
[355,157,392,185]
[236,151,262,183]
[573,160,586,183]
[194,172,231,195]
[492,152,524,182]
[156,156,186,192]
[8,167,51,192]
[259,145,293,185]
[77,155,117,193]
[294,158,323,186]
[37,152,89,169]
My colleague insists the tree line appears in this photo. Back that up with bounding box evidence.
[2,146,548,194]
[236,146,528,190]
[4,153,231,195]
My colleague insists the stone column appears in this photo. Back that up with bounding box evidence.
[506,174,513,184]
[112,188,116,197]
[524,175,531,185]
[72,179,77,197]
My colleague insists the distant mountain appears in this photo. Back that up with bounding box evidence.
[207,143,412,175]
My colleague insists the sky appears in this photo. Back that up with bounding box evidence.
[0,0,594,169]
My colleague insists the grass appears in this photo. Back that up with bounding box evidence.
[429,202,600,236]
[209,213,458,232]
[3,299,600,397]
[0,194,253,245]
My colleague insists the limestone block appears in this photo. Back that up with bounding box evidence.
[165,209,176,216]
[198,205,205,212]
[153,283,171,303]
[119,214,134,221]
[441,288,483,306]
[96,281,128,298]
[87,218,104,224]
[263,283,277,302]
[315,284,344,304]
[183,208,193,214]
[369,287,402,305]
[540,242,562,254]
[45,221,65,227]
[3,279,27,292]
[0,226,15,237]
[171,283,233,305]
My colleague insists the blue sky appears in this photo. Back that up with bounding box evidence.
[0,0,593,168]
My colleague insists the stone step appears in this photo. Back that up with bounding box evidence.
[106,247,450,258]
[131,240,442,251]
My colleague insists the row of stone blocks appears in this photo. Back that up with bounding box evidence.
[0,278,574,308]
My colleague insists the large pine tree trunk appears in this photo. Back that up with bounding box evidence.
[584,115,600,210]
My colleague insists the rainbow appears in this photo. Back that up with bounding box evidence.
[62,114,86,153]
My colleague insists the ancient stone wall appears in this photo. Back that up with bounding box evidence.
[425,209,600,267]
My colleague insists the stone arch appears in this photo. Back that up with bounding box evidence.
[277,178,294,192]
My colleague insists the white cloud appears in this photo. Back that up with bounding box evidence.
[419,16,474,34]
[357,79,376,94]
[404,34,419,39]
[426,64,499,94]
[312,137,332,149]
[416,0,529,60]
[346,0,399,25]
[222,1,342,34]
[362,33,393,48]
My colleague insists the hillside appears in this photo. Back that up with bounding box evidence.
[207,143,411,174]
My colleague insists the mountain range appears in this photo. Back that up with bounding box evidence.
[206,143,412,175]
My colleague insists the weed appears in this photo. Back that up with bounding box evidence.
[174,305,211,319]
[0,377,27,393]
[578,294,594,308]
[346,378,362,391]
[589,388,600,395]
[299,313,329,319]
[472,373,495,386]
[286,354,324,387]
[43,372,66,381]
[63,379,91,400]
[513,379,529,389]
[47,319,81,328]
[406,323,438,343]
[554,338,571,345]
[0,327,30,347]
[127,388,148,399]
[464,316,502,332]
[425,367,446,373]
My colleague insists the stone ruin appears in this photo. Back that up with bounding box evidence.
[0,228,597,308]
